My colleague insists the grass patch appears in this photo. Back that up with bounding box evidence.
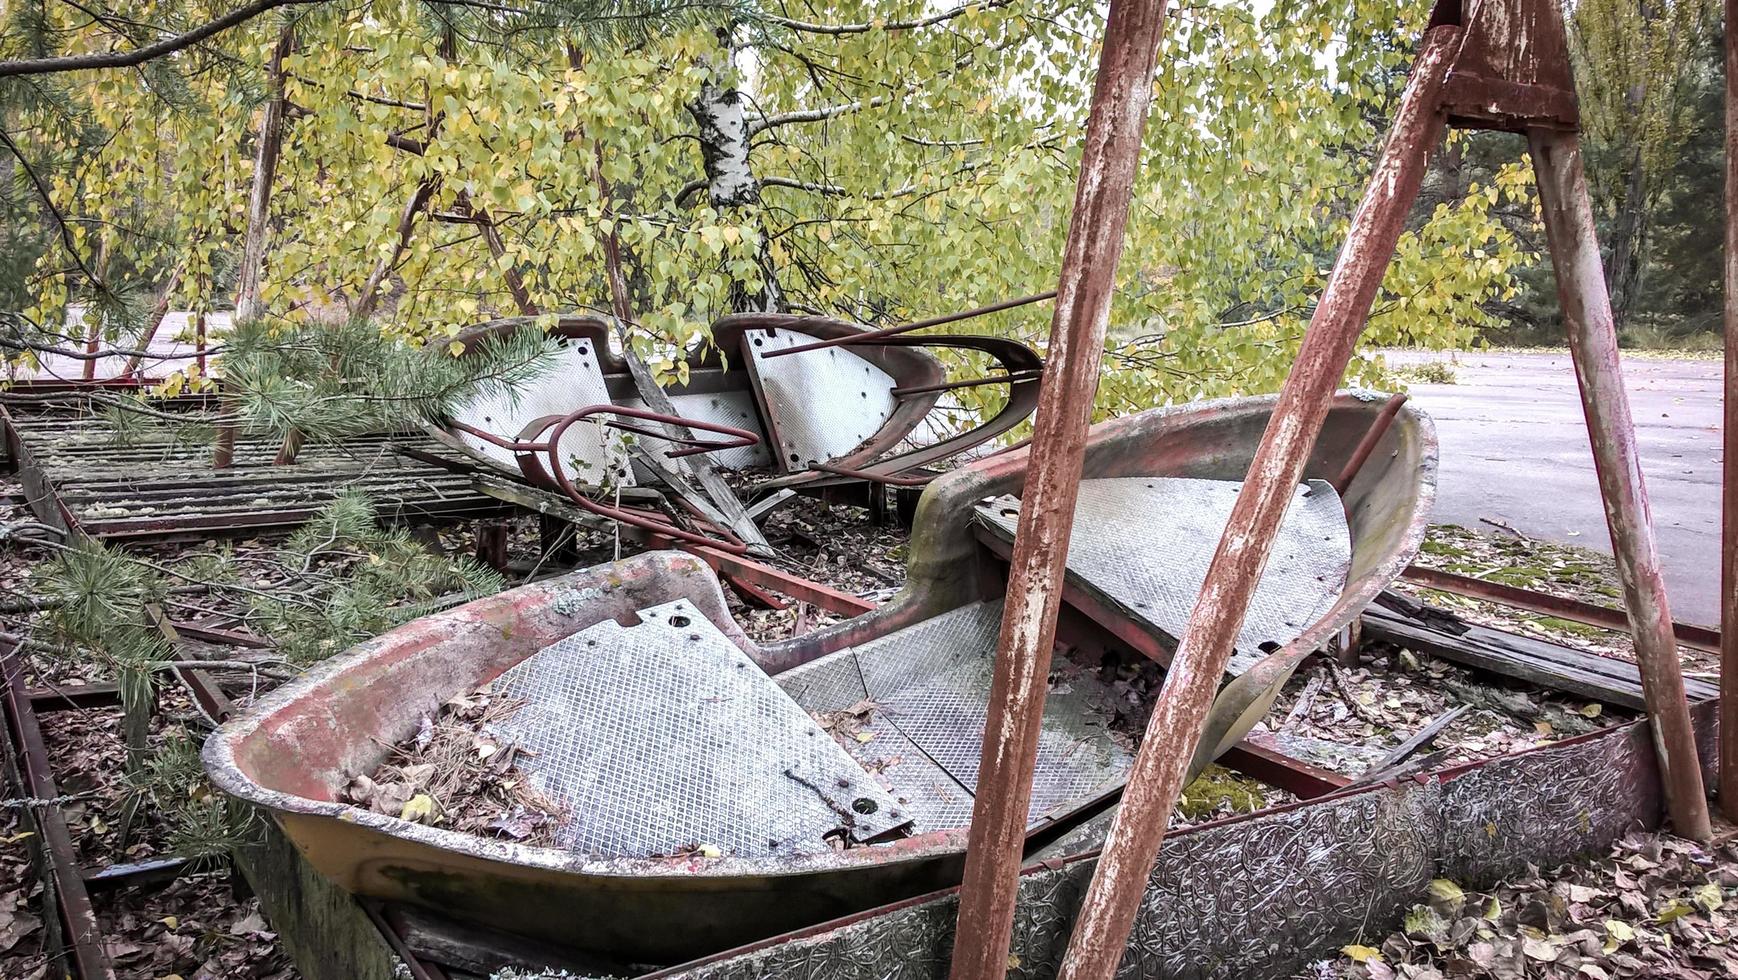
[1393,360,1457,384]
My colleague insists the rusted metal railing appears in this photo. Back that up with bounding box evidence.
[452,405,762,552]
[1332,392,1408,495]
[1401,564,1720,654]
[944,0,1175,976]
[1530,129,1710,840]
[761,291,1057,360]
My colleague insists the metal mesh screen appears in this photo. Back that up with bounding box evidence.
[490,600,908,857]
[742,328,900,469]
[974,477,1351,675]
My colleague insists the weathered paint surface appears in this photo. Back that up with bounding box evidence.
[946,0,1177,976]
[1530,128,1711,841]
[1719,0,1738,824]
[204,394,1435,962]
[1053,25,1462,980]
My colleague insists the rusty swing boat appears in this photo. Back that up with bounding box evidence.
[203,386,1434,962]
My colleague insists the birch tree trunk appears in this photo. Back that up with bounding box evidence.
[688,37,783,313]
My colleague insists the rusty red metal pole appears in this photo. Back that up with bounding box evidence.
[1529,128,1712,841]
[1332,391,1408,495]
[1720,0,1738,825]
[1052,27,1461,980]
[946,0,1173,976]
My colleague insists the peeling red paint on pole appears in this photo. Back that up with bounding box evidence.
[945,0,1174,976]
[1051,27,1462,980]
[1720,0,1738,825]
[1529,128,1711,841]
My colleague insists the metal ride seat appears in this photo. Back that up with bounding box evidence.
[430,310,1045,545]
[207,394,1434,961]
[972,476,1353,678]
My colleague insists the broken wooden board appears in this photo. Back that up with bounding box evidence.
[1361,594,1718,712]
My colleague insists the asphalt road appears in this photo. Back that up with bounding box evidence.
[1383,350,1725,627]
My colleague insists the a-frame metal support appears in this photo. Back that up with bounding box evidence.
[953,0,1714,976]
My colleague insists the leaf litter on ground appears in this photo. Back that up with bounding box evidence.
[1304,831,1738,979]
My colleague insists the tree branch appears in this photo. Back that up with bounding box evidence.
[0,0,323,79]
[762,0,1015,36]
[751,92,897,134]
[0,127,111,299]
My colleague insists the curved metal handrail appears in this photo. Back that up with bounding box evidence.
[452,405,760,552]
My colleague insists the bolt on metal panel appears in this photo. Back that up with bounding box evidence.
[743,328,901,470]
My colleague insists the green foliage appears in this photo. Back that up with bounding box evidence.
[37,539,169,665]
[29,495,506,858]
[126,731,261,862]
[9,0,1525,423]
[219,316,561,446]
[253,491,506,664]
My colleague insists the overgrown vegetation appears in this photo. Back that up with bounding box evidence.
[1,0,1532,429]
[28,492,506,856]
[217,316,561,459]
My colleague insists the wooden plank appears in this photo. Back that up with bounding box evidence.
[1361,596,1719,710]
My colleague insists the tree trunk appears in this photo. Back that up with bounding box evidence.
[123,264,184,380]
[1604,145,1648,331]
[234,25,295,324]
[81,235,111,381]
[212,397,238,469]
[454,190,536,315]
[353,179,436,322]
[687,48,783,313]
[594,148,772,555]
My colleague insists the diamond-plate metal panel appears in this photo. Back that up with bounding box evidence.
[450,337,635,487]
[742,328,900,469]
[621,388,772,472]
[881,657,1128,822]
[488,600,907,857]
[853,601,1006,698]
[779,600,1130,831]
[975,477,1351,675]
[774,648,868,713]
[841,713,977,834]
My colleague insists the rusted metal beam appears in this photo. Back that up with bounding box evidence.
[1217,740,1350,799]
[0,641,114,980]
[1529,128,1711,842]
[145,605,238,725]
[1052,27,1461,979]
[662,538,878,617]
[1721,0,1738,824]
[1400,564,1720,653]
[947,0,1175,976]
[762,291,1057,359]
[28,681,122,712]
